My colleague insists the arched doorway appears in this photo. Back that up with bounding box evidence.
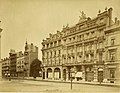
[54,68,61,80]
[47,68,52,79]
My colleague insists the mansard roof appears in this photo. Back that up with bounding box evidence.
[42,7,119,45]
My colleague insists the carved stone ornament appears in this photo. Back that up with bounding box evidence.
[79,11,87,23]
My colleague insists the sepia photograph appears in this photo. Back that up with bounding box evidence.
[0,0,120,93]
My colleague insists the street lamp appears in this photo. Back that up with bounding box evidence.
[5,73,7,78]
[39,71,42,77]
[8,73,11,81]
[70,68,75,90]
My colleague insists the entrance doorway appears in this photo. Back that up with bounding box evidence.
[98,71,103,83]
[54,68,61,80]
[47,68,52,79]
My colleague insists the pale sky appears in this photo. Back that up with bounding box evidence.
[0,0,120,60]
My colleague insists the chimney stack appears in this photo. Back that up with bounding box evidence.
[108,7,113,26]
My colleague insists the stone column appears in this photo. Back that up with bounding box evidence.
[94,41,97,63]
[66,68,70,81]
[52,68,54,80]
[93,65,98,82]
[60,68,63,81]
[82,65,85,81]
[74,45,77,63]
[82,43,85,62]
[0,28,2,79]
[74,66,77,81]
[103,65,108,83]
[44,68,47,80]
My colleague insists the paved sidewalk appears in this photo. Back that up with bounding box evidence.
[12,77,120,88]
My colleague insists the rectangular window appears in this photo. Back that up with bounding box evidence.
[73,37,75,40]
[110,69,115,78]
[58,40,61,45]
[69,38,71,42]
[54,41,57,46]
[110,52,115,61]
[50,43,53,47]
[47,44,49,48]
[111,38,115,45]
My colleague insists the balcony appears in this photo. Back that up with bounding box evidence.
[96,48,105,53]
[89,50,94,54]
[97,36,106,41]
[77,52,83,56]
[62,54,66,58]
[67,53,75,57]
[85,50,90,55]
[96,60,104,65]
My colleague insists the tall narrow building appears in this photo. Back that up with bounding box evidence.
[24,41,38,77]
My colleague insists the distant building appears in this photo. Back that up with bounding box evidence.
[24,41,38,77]
[104,19,120,84]
[30,58,42,78]
[41,7,120,84]
[9,49,17,77]
[16,51,25,77]
[1,57,10,77]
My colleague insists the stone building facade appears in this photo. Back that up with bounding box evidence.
[16,51,25,77]
[41,8,120,83]
[1,58,10,77]
[9,49,17,77]
[8,42,38,78]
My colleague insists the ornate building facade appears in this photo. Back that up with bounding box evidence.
[41,8,120,83]
[8,42,38,78]
[9,49,17,77]
[16,51,25,77]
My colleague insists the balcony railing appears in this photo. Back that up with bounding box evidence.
[84,50,90,55]
[77,52,83,56]
[96,60,104,64]
[89,50,94,54]
[96,48,105,53]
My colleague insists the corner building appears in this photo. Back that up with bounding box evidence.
[41,8,120,83]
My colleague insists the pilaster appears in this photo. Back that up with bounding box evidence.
[93,65,98,82]
[82,65,85,81]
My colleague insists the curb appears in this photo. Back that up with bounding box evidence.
[8,78,120,88]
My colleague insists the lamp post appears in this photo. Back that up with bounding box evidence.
[8,73,11,81]
[39,71,42,77]
[70,71,72,90]
[70,68,74,90]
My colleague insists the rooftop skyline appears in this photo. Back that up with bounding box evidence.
[0,0,120,60]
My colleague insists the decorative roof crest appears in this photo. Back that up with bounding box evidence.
[79,11,87,23]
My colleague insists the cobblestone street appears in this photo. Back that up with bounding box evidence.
[0,79,119,93]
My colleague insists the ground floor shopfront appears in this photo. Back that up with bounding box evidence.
[42,64,120,84]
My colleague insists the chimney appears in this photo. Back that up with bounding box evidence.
[115,17,117,24]
[108,7,113,26]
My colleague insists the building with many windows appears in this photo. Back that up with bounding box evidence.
[1,57,10,78]
[9,49,17,77]
[16,51,25,77]
[41,7,120,84]
[8,42,38,78]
